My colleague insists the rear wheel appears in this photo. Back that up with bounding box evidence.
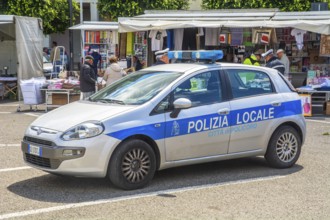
[265,126,302,168]
[108,139,156,190]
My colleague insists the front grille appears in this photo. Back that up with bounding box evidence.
[24,136,53,146]
[25,153,51,168]
[25,154,61,169]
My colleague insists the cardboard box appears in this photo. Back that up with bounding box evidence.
[52,94,80,105]
[326,102,330,115]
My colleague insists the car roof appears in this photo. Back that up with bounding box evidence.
[145,63,210,73]
[145,62,277,75]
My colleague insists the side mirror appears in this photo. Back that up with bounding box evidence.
[173,98,192,109]
[170,98,192,118]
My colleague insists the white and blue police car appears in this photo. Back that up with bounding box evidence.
[21,51,306,190]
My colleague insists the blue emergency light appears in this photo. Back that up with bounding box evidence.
[167,50,223,63]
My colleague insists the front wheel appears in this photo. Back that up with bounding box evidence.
[108,139,156,190]
[265,126,302,169]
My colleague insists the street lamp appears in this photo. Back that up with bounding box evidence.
[68,0,73,71]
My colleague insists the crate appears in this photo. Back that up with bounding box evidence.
[326,102,330,115]
[52,94,80,105]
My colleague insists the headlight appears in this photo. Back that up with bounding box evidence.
[61,121,104,141]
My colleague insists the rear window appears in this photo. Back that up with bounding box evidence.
[226,69,274,98]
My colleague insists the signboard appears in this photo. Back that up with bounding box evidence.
[319,35,330,56]
[299,94,312,116]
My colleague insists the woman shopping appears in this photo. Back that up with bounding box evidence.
[103,56,126,86]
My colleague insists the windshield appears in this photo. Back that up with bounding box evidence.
[89,71,182,105]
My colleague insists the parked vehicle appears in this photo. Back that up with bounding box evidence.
[22,51,306,190]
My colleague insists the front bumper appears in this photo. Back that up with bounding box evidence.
[22,138,85,169]
[21,133,119,177]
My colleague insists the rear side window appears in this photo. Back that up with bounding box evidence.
[226,69,274,99]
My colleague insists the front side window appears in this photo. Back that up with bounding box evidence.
[226,69,273,98]
[89,71,182,105]
[173,70,222,107]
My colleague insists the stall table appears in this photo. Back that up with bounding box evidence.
[0,77,18,99]
[41,89,80,112]
[297,89,330,115]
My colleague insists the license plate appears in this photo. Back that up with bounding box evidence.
[28,144,41,156]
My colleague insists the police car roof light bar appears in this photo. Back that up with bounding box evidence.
[168,50,223,63]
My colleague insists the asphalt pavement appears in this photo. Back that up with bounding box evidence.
[0,102,330,220]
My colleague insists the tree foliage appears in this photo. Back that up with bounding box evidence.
[201,0,330,11]
[6,0,80,35]
[98,0,190,21]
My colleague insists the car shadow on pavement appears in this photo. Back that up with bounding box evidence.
[7,157,303,203]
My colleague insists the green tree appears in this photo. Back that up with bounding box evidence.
[6,0,79,35]
[98,0,190,21]
[201,0,330,11]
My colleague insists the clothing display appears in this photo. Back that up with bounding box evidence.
[291,28,307,50]
[182,28,198,50]
[166,30,174,50]
[149,30,167,51]
[230,28,243,46]
[174,29,184,50]
[205,28,220,46]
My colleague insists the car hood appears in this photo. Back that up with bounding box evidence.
[31,101,135,132]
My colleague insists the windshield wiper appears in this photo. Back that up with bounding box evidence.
[93,98,126,105]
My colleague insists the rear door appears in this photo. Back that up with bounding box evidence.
[224,68,284,153]
[162,69,231,161]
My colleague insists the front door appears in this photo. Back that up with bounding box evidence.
[164,70,231,161]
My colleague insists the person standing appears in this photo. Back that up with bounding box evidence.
[103,56,126,86]
[262,49,285,75]
[276,49,290,77]
[243,50,262,66]
[80,55,97,100]
[90,49,102,76]
[153,48,169,66]
[50,41,61,73]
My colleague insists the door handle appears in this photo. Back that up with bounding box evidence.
[218,108,230,115]
[271,101,282,107]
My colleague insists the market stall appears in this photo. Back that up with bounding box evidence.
[0,15,43,101]
[69,21,119,75]
[119,9,330,115]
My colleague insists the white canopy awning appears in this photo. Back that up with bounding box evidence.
[118,9,330,34]
[69,21,118,31]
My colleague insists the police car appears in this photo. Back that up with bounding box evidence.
[21,51,306,190]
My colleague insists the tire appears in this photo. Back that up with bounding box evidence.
[108,139,156,190]
[265,125,302,169]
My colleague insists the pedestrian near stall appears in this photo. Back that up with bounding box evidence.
[153,48,169,65]
[90,49,102,76]
[80,55,97,100]
[103,56,126,86]
[262,49,285,75]
[276,49,290,77]
[243,49,262,66]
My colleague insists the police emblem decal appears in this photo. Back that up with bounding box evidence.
[171,121,180,136]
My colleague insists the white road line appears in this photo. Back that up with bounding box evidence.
[0,104,18,107]
[0,112,11,114]
[306,119,330,124]
[0,144,20,147]
[0,167,31,173]
[0,175,285,220]
[24,113,41,117]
